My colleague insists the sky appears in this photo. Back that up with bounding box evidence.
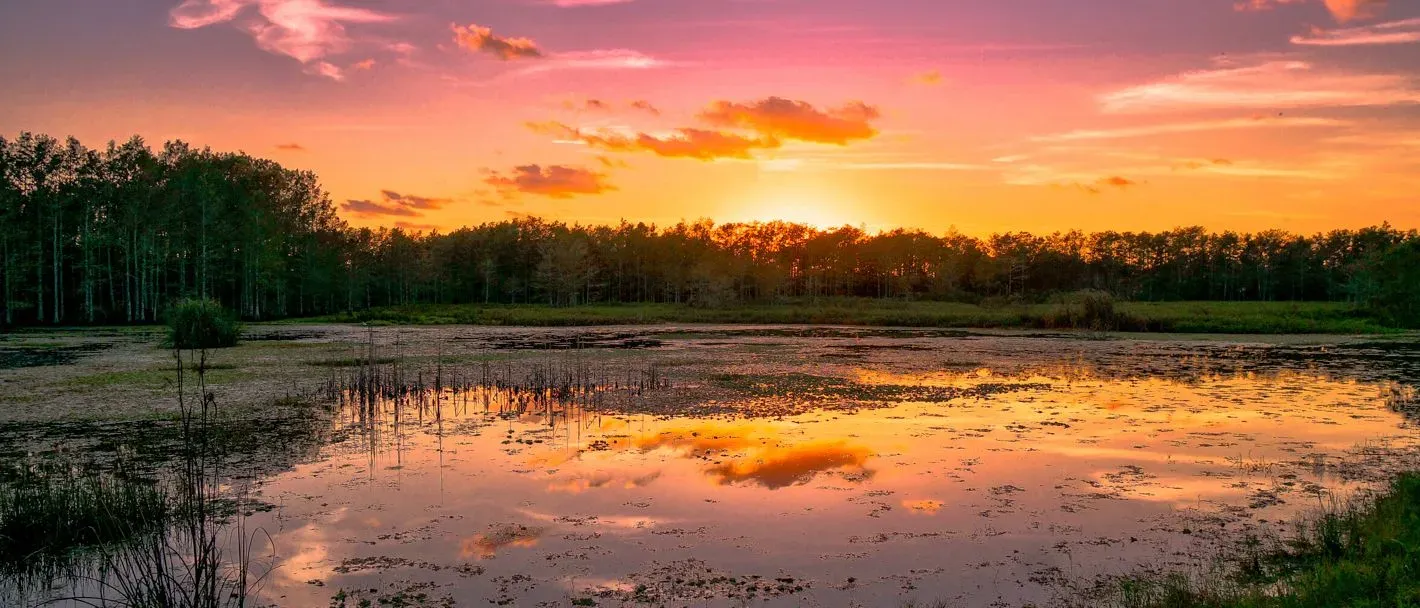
[1,0,1418,235]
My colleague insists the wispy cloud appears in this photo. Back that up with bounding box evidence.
[1291,18,1420,46]
[561,98,661,115]
[630,100,661,116]
[485,165,614,198]
[1033,116,1349,142]
[1234,0,1387,23]
[908,70,945,86]
[169,0,396,78]
[544,0,635,5]
[1101,59,1420,113]
[529,121,777,160]
[275,142,306,151]
[339,189,453,218]
[517,49,665,74]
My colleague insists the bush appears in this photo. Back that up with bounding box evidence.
[166,299,241,349]
[1043,290,1134,331]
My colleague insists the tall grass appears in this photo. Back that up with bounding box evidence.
[1076,473,1420,608]
[1,328,272,607]
[0,462,168,581]
[1039,290,1143,331]
[295,298,1393,334]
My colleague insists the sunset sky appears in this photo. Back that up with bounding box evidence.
[2,0,1418,234]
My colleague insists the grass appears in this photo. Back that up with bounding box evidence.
[0,459,169,580]
[1077,472,1420,608]
[60,366,253,390]
[292,298,1395,334]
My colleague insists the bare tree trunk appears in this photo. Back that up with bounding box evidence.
[52,211,60,324]
[1,235,10,327]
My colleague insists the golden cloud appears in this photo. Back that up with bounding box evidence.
[452,23,543,60]
[700,97,882,145]
[528,121,779,160]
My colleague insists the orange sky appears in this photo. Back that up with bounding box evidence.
[1,0,1417,234]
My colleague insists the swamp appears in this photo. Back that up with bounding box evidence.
[1,324,1419,607]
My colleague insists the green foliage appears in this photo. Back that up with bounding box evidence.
[0,459,168,579]
[1042,290,1141,331]
[165,298,241,349]
[1087,473,1420,608]
[300,299,1391,334]
[1357,240,1420,328]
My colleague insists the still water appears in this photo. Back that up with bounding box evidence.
[6,328,1420,607]
[232,331,1420,607]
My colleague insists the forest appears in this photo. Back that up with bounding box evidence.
[2,132,1418,328]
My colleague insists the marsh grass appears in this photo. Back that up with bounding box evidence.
[1076,473,1420,608]
[2,337,275,607]
[0,461,168,581]
[297,298,1392,334]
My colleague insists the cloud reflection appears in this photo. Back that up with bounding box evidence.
[459,524,545,559]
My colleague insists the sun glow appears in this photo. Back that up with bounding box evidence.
[727,184,857,228]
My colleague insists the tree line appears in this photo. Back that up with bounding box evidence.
[2,132,1417,327]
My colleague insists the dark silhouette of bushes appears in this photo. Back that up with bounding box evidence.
[165,299,241,349]
[1358,240,1420,328]
[1039,290,1150,331]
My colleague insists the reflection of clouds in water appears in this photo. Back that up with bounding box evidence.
[634,423,769,453]
[460,524,544,559]
[707,441,873,489]
[546,470,662,493]
[902,499,944,515]
[632,424,874,489]
[268,507,348,587]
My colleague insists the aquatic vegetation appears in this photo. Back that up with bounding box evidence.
[1077,473,1420,608]
[0,459,168,581]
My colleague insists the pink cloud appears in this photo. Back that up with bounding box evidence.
[1034,116,1349,142]
[545,0,635,5]
[169,0,395,71]
[1232,0,1387,23]
[1101,60,1420,113]
[485,165,614,198]
[1291,18,1420,45]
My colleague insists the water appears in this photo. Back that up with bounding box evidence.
[6,328,1420,607]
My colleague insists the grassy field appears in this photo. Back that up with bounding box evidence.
[1086,473,1420,608]
[295,299,1393,334]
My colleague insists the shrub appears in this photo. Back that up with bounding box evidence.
[166,298,241,349]
[1044,290,1133,331]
